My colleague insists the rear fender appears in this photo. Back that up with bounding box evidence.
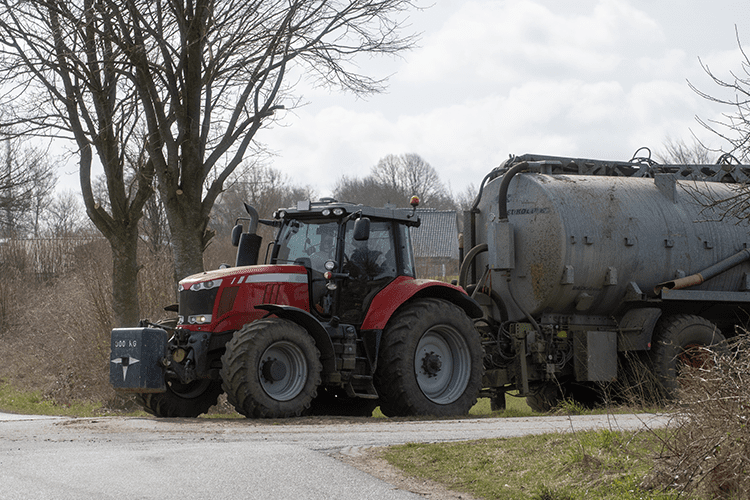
[360,276,483,331]
[256,304,336,373]
[617,307,663,351]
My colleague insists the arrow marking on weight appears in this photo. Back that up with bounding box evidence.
[111,357,140,379]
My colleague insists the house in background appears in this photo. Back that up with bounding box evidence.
[409,209,460,280]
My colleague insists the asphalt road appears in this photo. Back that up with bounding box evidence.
[0,412,669,499]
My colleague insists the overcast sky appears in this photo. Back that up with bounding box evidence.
[50,1,750,202]
[256,0,750,200]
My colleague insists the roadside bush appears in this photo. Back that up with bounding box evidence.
[0,237,177,411]
[645,333,750,498]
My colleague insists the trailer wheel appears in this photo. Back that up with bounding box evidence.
[135,379,223,418]
[650,314,725,400]
[375,298,483,417]
[220,318,322,418]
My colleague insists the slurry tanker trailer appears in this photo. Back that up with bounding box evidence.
[462,152,749,410]
[110,151,750,416]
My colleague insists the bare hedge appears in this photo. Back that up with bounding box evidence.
[646,333,750,499]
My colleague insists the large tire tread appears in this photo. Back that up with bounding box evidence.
[375,298,483,417]
[650,314,725,400]
[221,318,322,418]
[135,380,223,418]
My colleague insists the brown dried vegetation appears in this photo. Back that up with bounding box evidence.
[645,333,750,499]
[0,237,194,411]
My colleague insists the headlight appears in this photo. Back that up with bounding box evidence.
[187,314,212,325]
[324,260,336,271]
[188,279,222,292]
[332,208,345,216]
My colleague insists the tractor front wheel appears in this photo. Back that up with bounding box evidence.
[136,379,223,418]
[220,318,322,418]
[375,298,483,417]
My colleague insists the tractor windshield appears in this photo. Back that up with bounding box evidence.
[273,220,338,273]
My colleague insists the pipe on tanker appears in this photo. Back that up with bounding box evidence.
[654,248,750,294]
[458,243,488,289]
[497,162,529,220]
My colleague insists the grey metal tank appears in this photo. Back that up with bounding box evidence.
[474,172,750,320]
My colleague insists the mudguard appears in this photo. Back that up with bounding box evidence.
[360,276,483,331]
[256,304,337,374]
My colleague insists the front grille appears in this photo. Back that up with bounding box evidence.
[179,288,220,317]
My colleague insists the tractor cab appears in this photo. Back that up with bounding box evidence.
[266,200,420,323]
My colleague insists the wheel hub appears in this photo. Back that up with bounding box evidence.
[414,326,472,405]
[261,358,287,383]
[421,351,442,378]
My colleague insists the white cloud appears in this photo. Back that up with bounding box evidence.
[260,0,747,199]
[400,0,665,86]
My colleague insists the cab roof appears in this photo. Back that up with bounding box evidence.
[273,199,422,227]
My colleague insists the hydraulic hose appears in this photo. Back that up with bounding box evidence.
[458,243,488,289]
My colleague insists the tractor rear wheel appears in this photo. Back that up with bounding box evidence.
[650,314,725,400]
[220,318,322,418]
[135,379,223,418]
[375,298,483,417]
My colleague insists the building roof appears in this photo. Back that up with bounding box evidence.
[410,210,459,259]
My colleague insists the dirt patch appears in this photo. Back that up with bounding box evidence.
[337,446,477,500]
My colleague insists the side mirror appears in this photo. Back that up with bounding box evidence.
[231,224,243,247]
[353,217,371,241]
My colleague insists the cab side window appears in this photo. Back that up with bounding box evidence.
[344,220,397,280]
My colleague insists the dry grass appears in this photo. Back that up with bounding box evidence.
[644,333,750,499]
[0,237,179,412]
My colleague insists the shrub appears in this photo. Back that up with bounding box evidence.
[645,333,750,498]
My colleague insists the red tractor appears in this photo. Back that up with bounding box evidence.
[111,198,483,418]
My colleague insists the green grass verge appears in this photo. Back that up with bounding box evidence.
[0,382,105,417]
[383,428,684,500]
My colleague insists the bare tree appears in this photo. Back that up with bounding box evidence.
[689,28,750,161]
[45,190,86,237]
[658,137,714,164]
[0,3,156,326]
[0,0,416,324]
[682,28,750,222]
[211,164,314,235]
[335,153,455,209]
[454,183,478,212]
[0,135,56,238]
[333,174,406,207]
[372,153,449,206]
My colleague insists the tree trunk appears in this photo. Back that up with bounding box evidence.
[167,196,210,282]
[110,227,141,328]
